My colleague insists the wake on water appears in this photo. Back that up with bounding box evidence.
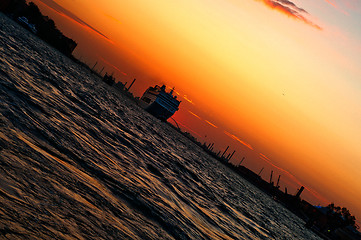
[0,13,321,239]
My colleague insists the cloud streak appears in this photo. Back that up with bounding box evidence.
[224,131,254,150]
[99,57,126,75]
[182,95,194,104]
[188,111,202,120]
[205,120,218,128]
[256,0,322,30]
[323,0,359,15]
[36,0,113,42]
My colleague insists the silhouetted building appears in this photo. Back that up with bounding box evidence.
[0,0,27,15]
[102,73,115,86]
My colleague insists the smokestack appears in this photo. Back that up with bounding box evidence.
[99,67,105,75]
[207,143,212,149]
[127,78,136,91]
[295,186,305,198]
[228,150,236,160]
[269,171,273,185]
[210,143,214,151]
[92,61,98,70]
[239,157,245,166]
[276,175,281,188]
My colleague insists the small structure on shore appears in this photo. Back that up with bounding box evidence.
[102,73,115,86]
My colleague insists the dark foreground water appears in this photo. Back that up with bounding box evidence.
[0,14,321,240]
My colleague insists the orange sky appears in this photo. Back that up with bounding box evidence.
[31,0,361,221]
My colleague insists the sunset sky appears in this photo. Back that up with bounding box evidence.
[30,0,361,221]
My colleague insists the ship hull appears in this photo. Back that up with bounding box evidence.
[145,102,174,121]
[140,85,180,121]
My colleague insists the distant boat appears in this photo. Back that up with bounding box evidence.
[140,85,181,121]
[17,16,37,34]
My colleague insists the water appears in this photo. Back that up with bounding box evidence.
[0,14,321,239]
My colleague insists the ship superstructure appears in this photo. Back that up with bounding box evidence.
[140,85,180,120]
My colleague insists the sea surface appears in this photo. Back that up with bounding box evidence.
[0,14,321,240]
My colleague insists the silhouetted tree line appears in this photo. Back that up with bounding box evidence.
[1,0,77,57]
[326,203,357,230]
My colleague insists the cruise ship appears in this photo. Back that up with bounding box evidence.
[140,85,181,121]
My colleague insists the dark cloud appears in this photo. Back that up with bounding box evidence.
[278,0,307,13]
[36,0,112,40]
[258,0,322,30]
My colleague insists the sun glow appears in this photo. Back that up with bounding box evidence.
[32,0,361,222]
